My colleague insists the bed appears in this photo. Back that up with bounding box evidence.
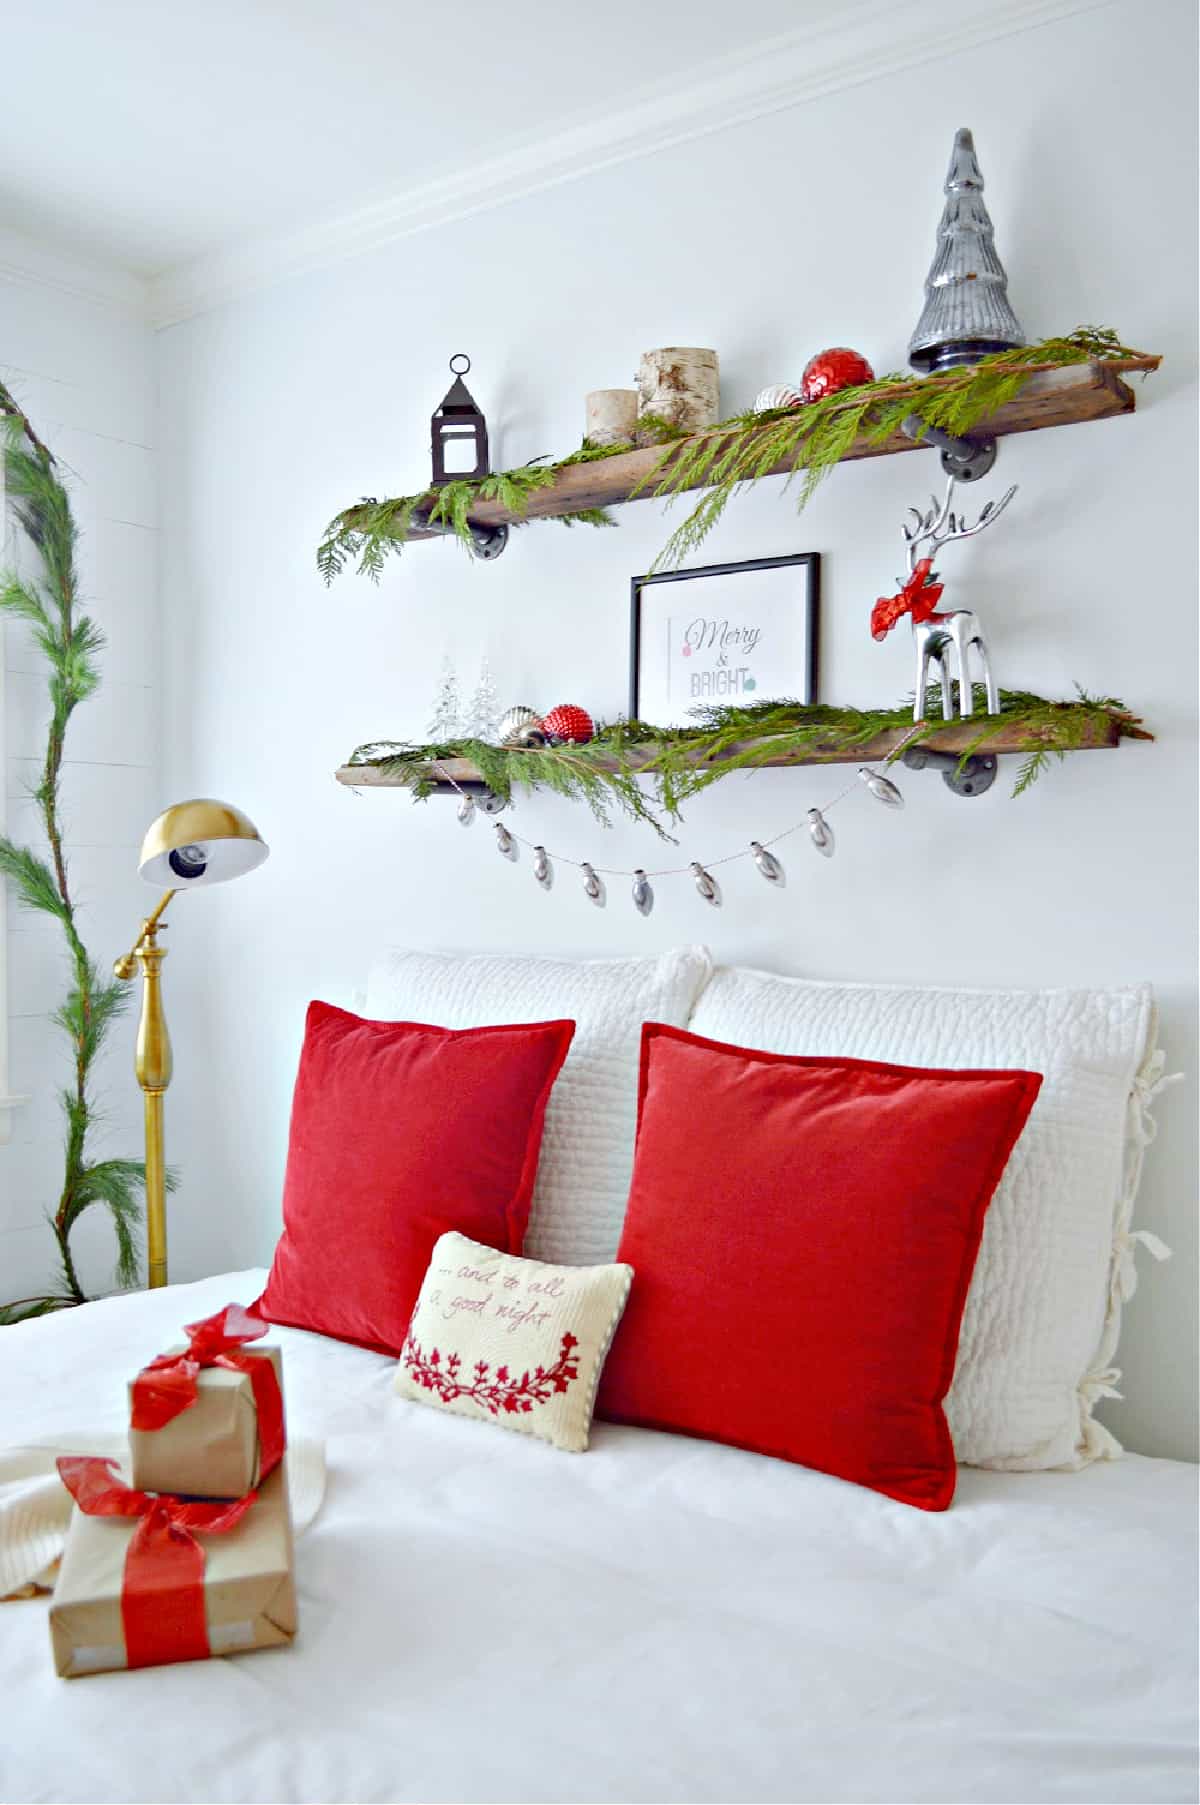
[3,1271,1196,1805]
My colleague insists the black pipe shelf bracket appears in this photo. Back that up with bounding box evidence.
[900,413,998,483]
[411,511,510,560]
[902,743,998,797]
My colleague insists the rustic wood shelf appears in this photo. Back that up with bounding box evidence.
[336,712,1131,789]
[376,357,1156,542]
[332,353,1158,797]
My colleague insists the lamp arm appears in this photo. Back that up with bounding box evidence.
[113,889,175,980]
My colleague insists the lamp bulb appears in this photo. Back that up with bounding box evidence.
[168,842,209,880]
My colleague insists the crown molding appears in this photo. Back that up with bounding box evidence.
[142,0,1108,328]
[0,226,149,320]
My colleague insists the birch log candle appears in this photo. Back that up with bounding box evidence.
[636,348,720,433]
[585,389,638,446]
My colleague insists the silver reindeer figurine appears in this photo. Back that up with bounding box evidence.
[874,474,1017,723]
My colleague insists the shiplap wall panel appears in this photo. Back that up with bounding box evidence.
[0,279,157,1301]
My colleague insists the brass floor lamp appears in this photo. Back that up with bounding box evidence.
[115,800,268,1288]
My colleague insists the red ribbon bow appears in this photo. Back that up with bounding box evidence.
[870,557,945,642]
[57,1456,256,1669]
[131,1303,284,1481]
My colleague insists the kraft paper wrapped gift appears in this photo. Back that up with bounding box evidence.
[128,1305,285,1499]
[49,1457,296,1678]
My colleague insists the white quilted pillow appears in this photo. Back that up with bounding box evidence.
[689,967,1169,1472]
[365,946,712,1264]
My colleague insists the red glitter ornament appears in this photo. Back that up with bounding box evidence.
[800,347,875,403]
[541,704,595,745]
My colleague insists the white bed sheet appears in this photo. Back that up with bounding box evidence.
[2,1272,1196,1805]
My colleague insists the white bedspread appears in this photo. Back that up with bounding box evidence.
[2,1273,1196,1805]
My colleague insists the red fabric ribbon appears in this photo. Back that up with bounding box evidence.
[130,1303,285,1481]
[57,1456,256,1669]
[871,557,945,642]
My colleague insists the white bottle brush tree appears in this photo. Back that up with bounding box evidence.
[463,654,500,742]
[426,655,462,740]
[0,383,166,1322]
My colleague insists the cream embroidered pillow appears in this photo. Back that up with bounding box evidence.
[395,1233,633,1452]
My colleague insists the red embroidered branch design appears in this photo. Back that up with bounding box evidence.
[401,1332,580,1415]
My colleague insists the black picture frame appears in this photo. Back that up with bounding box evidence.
[629,552,821,726]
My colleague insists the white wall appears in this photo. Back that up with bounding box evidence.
[0,246,159,1301]
[156,0,1197,1458]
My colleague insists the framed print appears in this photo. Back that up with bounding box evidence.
[629,553,820,727]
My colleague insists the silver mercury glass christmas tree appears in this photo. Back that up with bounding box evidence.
[908,127,1026,373]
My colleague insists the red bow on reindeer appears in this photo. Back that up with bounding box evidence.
[57,1456,256,1668]
[870,557,944,642]
[131,1303,284,1479]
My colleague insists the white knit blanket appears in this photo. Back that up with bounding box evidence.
[0,1434,325,1599]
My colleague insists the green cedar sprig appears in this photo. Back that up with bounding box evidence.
[641,329,1150,569]
[345,689,1150,836]
[317,329,1154,582]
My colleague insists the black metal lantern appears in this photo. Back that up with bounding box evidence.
[430,353,490,487]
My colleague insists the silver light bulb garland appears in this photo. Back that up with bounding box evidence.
[750,841,785,886]
[690,862,720,906]
[858,766,905,808]
[807,808,835,858]
[430,725,924,917]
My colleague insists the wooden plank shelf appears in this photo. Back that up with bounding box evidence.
[342,357,1157,544]
[336,712,1129,789]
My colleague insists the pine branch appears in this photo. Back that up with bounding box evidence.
[557,439,635,465]
[0,376,145,1313]
[553,506,618,529]
[0,393,56,473]
[1011,748,1056,796]
[0,575,53,634]
[0,1296,77,1325]
[52,971,128,1070]
[69,1158,168,1291]
[0,838,71,924]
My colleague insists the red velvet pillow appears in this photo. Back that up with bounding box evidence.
[257,1003,574,1353]
[598,1023,1042,1510]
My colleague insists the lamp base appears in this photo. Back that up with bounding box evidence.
[115,892,174,1291]
[144,1090,168,1289]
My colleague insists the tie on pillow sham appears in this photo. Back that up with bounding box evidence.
[688,966,1166,1470]
[256,1003,575,1354]
[598,1023,1042,1510]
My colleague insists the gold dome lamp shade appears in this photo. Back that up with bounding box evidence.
[136,798,269,889]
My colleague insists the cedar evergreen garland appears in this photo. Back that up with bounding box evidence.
[317,329,1155,582]
[0,383,165,1323]
[346,689,1151,839]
